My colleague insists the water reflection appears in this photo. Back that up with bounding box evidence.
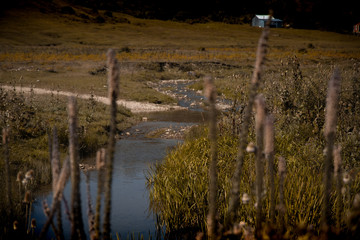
[31,115,198,239]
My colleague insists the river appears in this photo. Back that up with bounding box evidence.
[31,80,214,239]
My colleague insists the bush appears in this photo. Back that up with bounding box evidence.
[0,88,47,139]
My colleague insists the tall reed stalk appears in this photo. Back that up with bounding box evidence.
[42,199,61,238]
[333,145,343,230]
[51,127,64,240]
[68,97,86,240]
[204,76,218,240]
[39,157,70,239]
[264,115,275,222]
[94,148,106,240]
[103,49,120,240]
[85,172,95,239]
[322,68,341,231]
[227,14,271,224]
[16,171,23,204]
[254,95,266,235]
[24,190,31,234]
[278,156,286,234]
[2,128,11,208]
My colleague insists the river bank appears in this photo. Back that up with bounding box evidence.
[1,85,185,113]
[1,77,208,238]
[31,109,204,239]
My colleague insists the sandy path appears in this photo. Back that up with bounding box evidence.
[1,86,185,113]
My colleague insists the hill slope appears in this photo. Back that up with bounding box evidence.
[2,0,360,32]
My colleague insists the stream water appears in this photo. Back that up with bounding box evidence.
[31,80,210,239]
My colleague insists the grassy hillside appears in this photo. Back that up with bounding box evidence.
[1,5,359,101]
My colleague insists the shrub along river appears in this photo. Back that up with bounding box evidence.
[31,80,228,238]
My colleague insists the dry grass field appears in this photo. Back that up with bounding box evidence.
[1,5,359,100]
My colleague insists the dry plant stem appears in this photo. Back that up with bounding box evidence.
[103,49,120,240]
[204,76,218,240]
[48,130,53,177]
[51,127,64,240]
[278,156,286,234]
[231,98,238,136]
[27,200,33,233]
[2,128,12,208]
[17,174,22,204]
[94,148,106,240]
[39,157,70,239]
[85,172,96,240]
[265,115,275,222]
[255,95,266,235]
[42,200,61,239]
[51,127,60,197]
[348,194,360,236]
[227,15,271,224]
[25,200,29,233]
[322,68,341,230]
[62,195,72,222]
[68,97,86,240]
[333,146,343,229]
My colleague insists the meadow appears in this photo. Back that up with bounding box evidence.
[1,3,360,239]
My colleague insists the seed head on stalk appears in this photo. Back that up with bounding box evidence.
[103,49,120,240]
[226,13,271,227]
[322,68,341,232]
[68,97,86,240]
[204,76,219,240]
[254,94,266,236]
[264,114,275,222]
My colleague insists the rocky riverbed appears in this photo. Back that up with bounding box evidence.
[148,79,232,111]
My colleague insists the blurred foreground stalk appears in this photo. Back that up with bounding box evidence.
[204,76,218,240]
[103,49,120,240]
[227,14,271,225]
[68,97,86,240]
[322,68,341,232]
